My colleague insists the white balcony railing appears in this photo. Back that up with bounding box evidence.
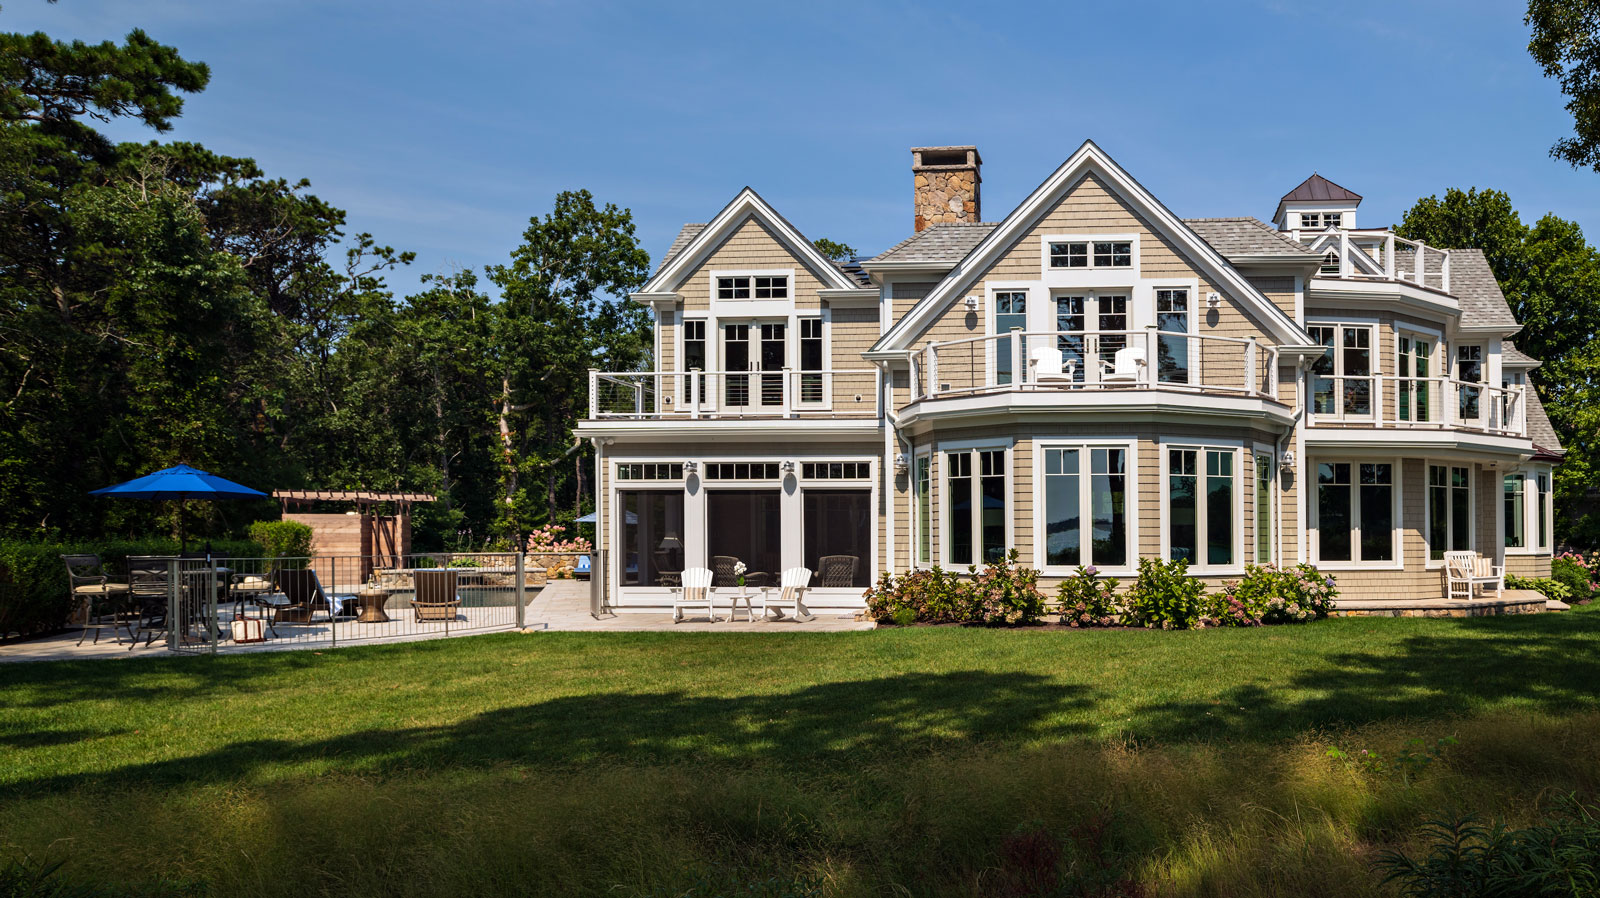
[1292,228,1451,293]
[587,368,880,420]
[1306,375,1525,436]
[911,329,1279,402]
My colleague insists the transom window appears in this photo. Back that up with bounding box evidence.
[716,275,788,300]
[1047,240,1131,269]
[1316,461,1394,563]
[1040,445,1131,571]
[801,462,871,480]
[616,463,684,481]
[704,462,781,480]
[1427,464,1472,561]
[1167,447,1236,568]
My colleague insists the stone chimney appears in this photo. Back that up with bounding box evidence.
[912,146,981,232]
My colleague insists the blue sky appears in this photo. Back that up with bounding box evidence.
[8,0,1595,298]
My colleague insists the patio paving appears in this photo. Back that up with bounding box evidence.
[523,580,876,632]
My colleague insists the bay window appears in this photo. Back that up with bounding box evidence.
[1315,461,1395,563]
[1166,447,1237,569]
[1427,464,1472,561]
[947,447,1007,565]
[1041,444,1131,570]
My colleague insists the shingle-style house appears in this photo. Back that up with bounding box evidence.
[576,142,1562,613]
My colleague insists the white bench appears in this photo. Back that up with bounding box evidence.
[1444,551,1503,600]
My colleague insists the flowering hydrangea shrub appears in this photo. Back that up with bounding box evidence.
[525,523,592,555]
[863,550,1045,625]
[1056,565,1123,627]
[1126,557,1208,629]
[1214,563,1338,625]
[1551,554,1594,602]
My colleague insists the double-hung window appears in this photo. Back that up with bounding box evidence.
[1427,464,1472,561]
[1040,445,1131,571]
[1166,447,1237,569]
[1308,324,1373,418]
[1315,461,1395,563]
[947,447,1007,565]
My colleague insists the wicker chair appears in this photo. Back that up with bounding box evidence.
[412,570,462,623]
[817,555,859,588]
[63,554,134,646]
[711,555,741,588]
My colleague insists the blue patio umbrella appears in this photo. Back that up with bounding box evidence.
[91,464,268,551]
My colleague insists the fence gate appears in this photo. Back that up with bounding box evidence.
[167,558,221,655]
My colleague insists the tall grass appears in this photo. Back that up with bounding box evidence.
[2,710,1596,897]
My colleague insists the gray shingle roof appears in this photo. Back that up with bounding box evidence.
[1443,249,1519,329]
[1182,217,1317,257]
[1525,386,1564,454]
[654,223,706,276]
[1503,342,1540,369]
[1280,174,1362,204]
[869,222,997,264]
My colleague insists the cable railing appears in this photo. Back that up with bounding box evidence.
[588,368,879,420]
[909,328,1279,401]
[1306,375,1525,436]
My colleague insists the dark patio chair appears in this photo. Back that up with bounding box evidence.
[126,556,172,649]
[268,568,340,626]
[63,554,134,646]
[412,570,462,624]
[711,555,740,588]
[817,554,859,588]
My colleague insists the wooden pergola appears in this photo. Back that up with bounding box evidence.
[272,491,436,580]
[272,490,435,512]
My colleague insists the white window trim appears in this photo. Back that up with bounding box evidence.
[1423,460,1476,569]
[794,311,832,411]
[912,447,934,568]
[1306,320,1379,423]
[984,281,1037,386]
[1453,343,1488,422]
[1504,468,1535,556]
[1039,233,1141,281]
[1535,467,1553,554]
[1309,455,1404,571]
[1031,437,1140,577]
[938,439,1014,568]
[1393,328,1442,423]
[1158,440,1245,576]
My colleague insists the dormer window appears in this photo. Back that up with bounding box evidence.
[1301,212,1342,229]
[1048,240,1131,269]
[717,275,788,300]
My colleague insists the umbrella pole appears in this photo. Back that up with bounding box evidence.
[178,499,187,554]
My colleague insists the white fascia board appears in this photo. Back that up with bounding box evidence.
[640,188,858,294]
[576,419,884,441]
[1225,254,1322,270]
[630,291,679,307]
[858,260,958,276]
[863,349,917,362]
[1458,324,1523,337]
[1301,428,1534,458]
[875,140,1311,353]
[818,288,881,308]
[895,390,1297,430]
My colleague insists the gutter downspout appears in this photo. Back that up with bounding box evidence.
[1275,359,1308,567]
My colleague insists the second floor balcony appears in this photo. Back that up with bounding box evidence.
[588,368,880,421]
[1308,375,1525,437]
[910,329,1281,404]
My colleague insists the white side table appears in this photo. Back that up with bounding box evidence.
[729,583,764,622]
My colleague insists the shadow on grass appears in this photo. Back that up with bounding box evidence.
[3,670,1098,794]
[1127,610,1600,742]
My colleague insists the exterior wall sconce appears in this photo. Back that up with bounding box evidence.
[894,453,909,475]
[683,461,698,474]
[1278,450,1295,472]
[1206,292,1221,309]
[781,461,796,475]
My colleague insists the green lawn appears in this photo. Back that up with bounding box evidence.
[3,608,1599,896]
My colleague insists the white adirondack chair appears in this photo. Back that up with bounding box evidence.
[1100,345,1147,386]
[1028,346,1077,387]
[765,566,815,622]
[1443,551,1503,600]
[672,567,716,622]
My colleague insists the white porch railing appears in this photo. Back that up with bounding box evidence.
[588,368,880,420]
[911,328,1279,401]
[1292,228,1451,293]
[1306,375,1525,436]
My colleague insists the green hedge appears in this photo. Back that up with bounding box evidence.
[0,537,259,640]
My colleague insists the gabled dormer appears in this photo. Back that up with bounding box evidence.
[1273,174,1362,232]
